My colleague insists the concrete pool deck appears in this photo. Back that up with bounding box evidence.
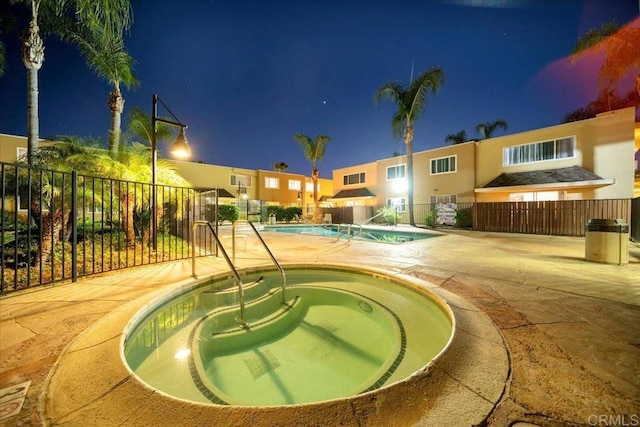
[1,228,638,426]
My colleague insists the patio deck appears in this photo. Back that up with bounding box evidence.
[1,228,638,426]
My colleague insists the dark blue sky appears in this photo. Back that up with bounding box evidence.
[1,0,638,177]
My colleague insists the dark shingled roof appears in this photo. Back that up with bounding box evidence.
[484,166,604,188]
[331,188,376,199]
[195,188,236,198]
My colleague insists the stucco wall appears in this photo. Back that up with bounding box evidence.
[476,107,635,200]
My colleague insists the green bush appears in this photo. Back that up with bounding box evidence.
[455,207,473,228]
[423,208,438,228]
[213,204,238,224]
[376,206,397,225]
[283,207,302,222]
[133,205,151,240]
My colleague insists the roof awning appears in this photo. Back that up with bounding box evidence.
[329,188,376,199]
[197,188,236,198]
[476,166,614,193]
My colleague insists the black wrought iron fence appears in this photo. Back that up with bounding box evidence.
[0,161,216,294]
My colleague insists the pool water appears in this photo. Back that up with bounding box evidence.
[263,225,439,243]
[123,267,454,406]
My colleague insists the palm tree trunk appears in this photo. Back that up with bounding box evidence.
[108,87,124,155]
[120,192,135,247]
[312,168,320,222]
[21,5,44,166]
[404,126,415,226]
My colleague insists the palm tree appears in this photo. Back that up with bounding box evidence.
[294,133,330,221]
[445,130,468,145]
[273,161,289,172]
[58,0,137,155]
[0,8,17,77]
[475,119,508,139]
[375,66,445,226]
[20,0,45,165]
[27,135,109,267]
[570,18,640,97]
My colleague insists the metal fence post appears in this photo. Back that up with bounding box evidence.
[71,171,78,282]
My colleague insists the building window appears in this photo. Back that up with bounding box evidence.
[509,191,565,201]
[430,155,456,175]
[386,197,406,212]
[230,174,252,187]
[386,164,406,180]
[343,172,365,185]
[305,182,319,192]
[503,136,575,166]
[430,194,457,205]
[265,177,279,189]
[288,180,301,191]
[16,147,27,162]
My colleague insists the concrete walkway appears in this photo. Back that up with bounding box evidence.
[1,228,638,426]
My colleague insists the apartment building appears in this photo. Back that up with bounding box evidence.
[1,107,636,212]
[329,107,636,208]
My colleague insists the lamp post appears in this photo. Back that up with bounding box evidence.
[151,94,191,251]
[237,181,248,220]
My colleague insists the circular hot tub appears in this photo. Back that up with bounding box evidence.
[122,266,455,406]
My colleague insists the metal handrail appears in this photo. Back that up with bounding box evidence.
[359,212,384,226]
[192,220,246,325]
[232,220,287,304]
[336,212,384,240]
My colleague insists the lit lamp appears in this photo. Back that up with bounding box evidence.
[151,94,192,251]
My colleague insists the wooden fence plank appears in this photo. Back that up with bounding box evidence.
[472,199,630,236]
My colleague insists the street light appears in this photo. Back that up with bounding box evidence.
[237,181,248,219]
[151,94,192,251]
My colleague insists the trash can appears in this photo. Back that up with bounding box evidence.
[269,214,276,225]
[585,219,629,265]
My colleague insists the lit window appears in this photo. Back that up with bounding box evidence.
[386,197,406,212]
[306,182,320,192]
[265,177,279,189]
[503,136,575,166]
[288,180,301,191]
[386,164,406,180]
[430,155,456,175]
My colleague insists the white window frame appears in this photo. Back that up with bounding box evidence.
[230,174,252,188]
[430,155,457,175]
[16,147,27,162]
[264,177,280,189]
[288,179,301,191]
[343,172,366,186]
[386,164,406,181]
[430,194,457,205]
[503,136,575,166]
[305,182,319,192]
[386,197,406,212]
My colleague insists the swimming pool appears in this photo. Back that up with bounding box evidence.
[122,265,454,406]
[262,225,440,243]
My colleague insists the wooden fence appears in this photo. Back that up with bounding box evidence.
[473,199,631,236]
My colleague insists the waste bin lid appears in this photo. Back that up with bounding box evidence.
[585,218,629,233]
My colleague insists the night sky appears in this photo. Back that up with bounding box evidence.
[1,0,638,178]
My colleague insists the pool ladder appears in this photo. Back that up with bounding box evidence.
[191,220,287,326]
[336,212,384,241]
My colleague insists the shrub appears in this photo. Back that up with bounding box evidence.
[455,207,473,228]
[376,206,398,225]
[215,204,239,224]
[283,207,302,223]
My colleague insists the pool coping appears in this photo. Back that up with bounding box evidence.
[41,263,509,426]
